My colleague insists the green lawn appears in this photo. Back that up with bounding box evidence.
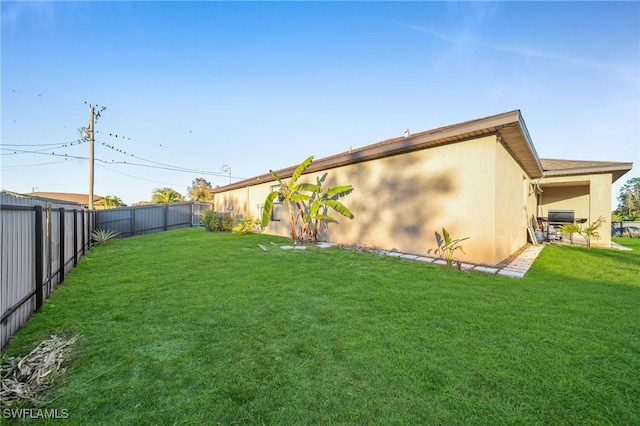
[3,229,639,425]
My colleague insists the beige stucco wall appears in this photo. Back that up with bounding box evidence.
[539,173,613,247]
[494,139,537,263]
[539,184,590,218]
[215,135,536,265]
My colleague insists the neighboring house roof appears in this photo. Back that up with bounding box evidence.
[28,192,103,206]
[214,110,544,193]
[541,159,633,183]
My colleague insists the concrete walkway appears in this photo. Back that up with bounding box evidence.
[329,243,546,279]
[283,239,630,279]
[495,245,545,278]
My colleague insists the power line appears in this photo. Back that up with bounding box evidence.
[0,140,86,156]
[95,129,169,148]
[0,140,86,147]
[1,134,243,180]
[1,159,71,169]
[95,163,189,187]
[0,150,86,161]
[94,139,242,178]
[0,147,242,179]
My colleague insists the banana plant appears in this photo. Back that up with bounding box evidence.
[428,228,470,267]
[304,175,354,241]
[261,156,354,244]
[261,156,320,243]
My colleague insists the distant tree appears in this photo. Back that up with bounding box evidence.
[614,177,640,221]
[188,177,214,202]
[151,187,185,204]
[132,201,151,206]
[98,195,124,209]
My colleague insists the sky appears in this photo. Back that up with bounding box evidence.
[1,1,639,208]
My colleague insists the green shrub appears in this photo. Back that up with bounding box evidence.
[232,217,262,235]
[201,210,233,232]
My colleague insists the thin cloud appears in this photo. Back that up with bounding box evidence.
[1,1,62,34]
[407,24,638,82]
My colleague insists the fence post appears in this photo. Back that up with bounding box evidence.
[81,209,86,255]
[35,205,44,310]
[87,210,96,250]
[89,210,95,248]
[164,204,169,231]
[132,206,136,236]
[59,208,65,283]
[73,209,78,266]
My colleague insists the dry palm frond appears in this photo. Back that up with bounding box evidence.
[1,335,79,406]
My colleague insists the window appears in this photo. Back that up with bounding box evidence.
[271,185,282,221]
[271,202,282,222]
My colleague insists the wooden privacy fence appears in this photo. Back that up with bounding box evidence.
[1,195,94,350]
[95,202,211,237]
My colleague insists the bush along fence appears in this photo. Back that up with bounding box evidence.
[95,202,211,237]
[1,195,95,350]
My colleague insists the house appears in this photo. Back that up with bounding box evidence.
[211,110,632,266]
[27,192,104,209]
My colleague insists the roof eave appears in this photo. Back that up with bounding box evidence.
[543,163,633,183]
[213,110,544,193]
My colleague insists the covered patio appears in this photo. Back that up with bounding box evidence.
[536,159,632,248]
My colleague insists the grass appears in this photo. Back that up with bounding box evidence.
[3,229,639,425]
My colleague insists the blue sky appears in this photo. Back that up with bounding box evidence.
[2,1,638,207]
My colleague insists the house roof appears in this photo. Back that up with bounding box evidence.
[540,158,633,183]
[213,110,544,193]
[28,192,103,206]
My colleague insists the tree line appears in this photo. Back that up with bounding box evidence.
[98,177,214,209]
[613,177,640,221]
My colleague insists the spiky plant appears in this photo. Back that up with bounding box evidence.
[91,229,119,245]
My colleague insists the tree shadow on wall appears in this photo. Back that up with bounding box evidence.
[320,153,455,251]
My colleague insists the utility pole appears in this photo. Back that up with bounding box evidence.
[88,104,95,209]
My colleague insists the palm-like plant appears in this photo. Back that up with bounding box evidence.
[151,187,185,204]
[303,175,354,241]
[261,156,354,244]
[558,223,581,245]
[559,216,606,248]
[428,228,470,267]
[579,215,606,248]
[98,195,124,209]
[261,156,318,242]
